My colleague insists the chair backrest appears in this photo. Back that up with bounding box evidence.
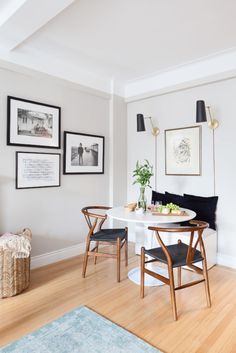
[81,206,111,237]
[148,220,209,266]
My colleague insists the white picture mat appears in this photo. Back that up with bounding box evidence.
[10,100,59,147]
[17,153,60,188]
[65,133,104,173]
[165,126,201,175]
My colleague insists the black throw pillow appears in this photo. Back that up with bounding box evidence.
[152,191,169,205]
[184,193,218,230]
[165,191,186,207]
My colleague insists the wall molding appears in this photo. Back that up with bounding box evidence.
[31,243,85,269]
[125,70,236,103]
[0,59,111,100]
[125,48,236,101]
[217,253,236,269]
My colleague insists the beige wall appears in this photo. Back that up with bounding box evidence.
[0,67,110,257]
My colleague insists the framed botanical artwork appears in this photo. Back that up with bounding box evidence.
[165,126,201,176]
[16,152,61,189]
[7,96,61,148]
[63,131,105,174]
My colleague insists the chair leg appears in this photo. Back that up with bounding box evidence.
[125,237,128,266]
[82,238,90,278]
[94,241,99,264]
[177,240,181,287]
[202,259,211,307]
[140,247,145,298]
[177,266,181,287]
[117,237,121,282]
[169,267,178,321]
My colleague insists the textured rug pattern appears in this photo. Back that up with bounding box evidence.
[0,306,163,353]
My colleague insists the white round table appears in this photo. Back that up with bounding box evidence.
[107,206,196,286]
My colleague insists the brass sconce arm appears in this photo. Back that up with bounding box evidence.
[206,106,219,130]
[145,117,160,136]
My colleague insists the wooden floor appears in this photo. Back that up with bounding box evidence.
[0,244,236,353]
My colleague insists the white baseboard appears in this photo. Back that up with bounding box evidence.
[31,243,85,269]
[217,253,236,269]
[31,243,236,271]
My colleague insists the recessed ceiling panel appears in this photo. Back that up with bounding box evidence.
[6,0,236,84]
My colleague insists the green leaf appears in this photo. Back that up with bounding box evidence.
[132,159,154,188]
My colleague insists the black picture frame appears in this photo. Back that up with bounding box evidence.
[7,96,61,149]
[63,131,105,175]
[16,152,61,189]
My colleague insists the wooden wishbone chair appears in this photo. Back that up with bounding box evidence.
[81,206,128,282]
[140,220,211,320]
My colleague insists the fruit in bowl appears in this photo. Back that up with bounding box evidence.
[166,202,179,210]
[162,207,170,214]
[166,203,183,215]
[153,202,182,215]
[156,205,170,214]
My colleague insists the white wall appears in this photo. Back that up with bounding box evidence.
[0,67,110,257]
[127,77,236,267]
[112,95,127,207]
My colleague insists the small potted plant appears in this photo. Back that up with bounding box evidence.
[133,160,153,211]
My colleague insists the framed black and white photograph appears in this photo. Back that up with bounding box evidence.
[165,126,201,176]
[63,131,104,174]
[16,152,61,189]
[7,96,61,148]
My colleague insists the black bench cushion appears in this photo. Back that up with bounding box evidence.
[152,190,218,230]
[184,193,218,230]
[145,242,203,268]
[165,191,186,207]
[152,191,169,204]
[91,228,126,241]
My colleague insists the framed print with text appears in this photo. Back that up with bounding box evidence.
[16,152,61,189]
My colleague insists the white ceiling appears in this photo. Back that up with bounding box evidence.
[1,0,236,96]
[0,0,13,12]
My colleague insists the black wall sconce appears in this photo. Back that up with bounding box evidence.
[137,114,160,136]
[196,100,219,196]
[196,100,219,129]
[136,113,160,190]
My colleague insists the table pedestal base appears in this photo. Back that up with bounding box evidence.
[128,263,168,286]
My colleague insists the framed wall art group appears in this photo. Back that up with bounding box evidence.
[7,96,105,190]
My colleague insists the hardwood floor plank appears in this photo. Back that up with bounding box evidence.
[0,244,236,353]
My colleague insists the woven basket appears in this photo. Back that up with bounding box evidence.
[0,228,32,298]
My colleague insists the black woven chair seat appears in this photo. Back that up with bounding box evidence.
[145,242,203,268]
[91,228,127,242]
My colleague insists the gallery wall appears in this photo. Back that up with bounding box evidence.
[0,66,111,259]
[127,77,236,268]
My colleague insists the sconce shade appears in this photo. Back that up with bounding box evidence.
[196,100,207,123]
[137,114,146,132]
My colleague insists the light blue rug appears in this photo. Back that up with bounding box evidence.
[0,306,163,353]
